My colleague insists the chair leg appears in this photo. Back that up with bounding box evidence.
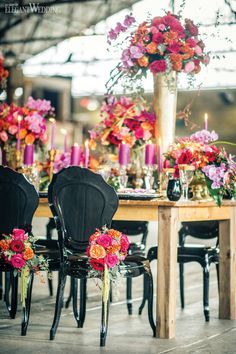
[100,293,110,347]
[72,278,87,328]
[203,265,210,322]
[47,271,53,297]
[147,271,156,337]
[138,273,148,315]
[4,272,11,309]
[179,262,185,309]
[65,276,73,308]
[126,277,132,315]
[10,273,18,319]
[21,272,34,336]
[50,269,66,340]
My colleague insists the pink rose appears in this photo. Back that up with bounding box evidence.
[96,234,112,249]
[12,228,26,241]
[120,234,130,253]
[0,131,8,142]
[158,24,166,31]
[8,125,18,135]
[194,45,202,55]
[10,254,26,269]
[135,127,144,139]
[184,61,195,73]
[105,254,119,269]
[149,60,167,74]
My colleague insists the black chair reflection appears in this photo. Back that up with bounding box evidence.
[48,167,155,346]
[139,221,219,321]
[0,166,38,327]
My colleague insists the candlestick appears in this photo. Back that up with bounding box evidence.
[84,140,89,168]
[204,113,208,131]
[61,128,68,153]
[49,118,56,150]
[48,149,56,182]
[145,143,157,166]
[70,143,81,166]
[118,143,130,166]
[157,138,163,173]
[23,144,34,166]
[17,115,22,151]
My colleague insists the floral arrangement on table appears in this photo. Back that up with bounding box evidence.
[86,227,130,310]
[106,12,209,93]
[163,129,236,206]
[89,95,155,150]
[0,228,49,306]
[0,52,8,91]
[0,96,54,147]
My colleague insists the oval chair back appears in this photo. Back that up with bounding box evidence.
[48,167,119,252]
[0,166,39,235]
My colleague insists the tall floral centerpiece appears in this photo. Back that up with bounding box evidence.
[0,96,54,168]
[163,130,236,206]
[107,12,210,152]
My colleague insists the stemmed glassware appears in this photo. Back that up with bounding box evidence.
[178,164,195,201]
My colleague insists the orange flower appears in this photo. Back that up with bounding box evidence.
[89,244,106,259]
[25,133,35,144]
[107,229,122,238]
[163,31,178,44]
[89,139,97,151]
[19,128,27,139]
[170,54,183,71]
[0,239,9,252]
[137,56,149,67]
[141,122,153,131]
[23,247,34,260]
[123,135,133,145]
[181,45,194,60]
[146,42,158,54]
[89,157,99,171]
[107,244,121,254]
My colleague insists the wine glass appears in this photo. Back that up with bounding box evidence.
[178,164,195,201]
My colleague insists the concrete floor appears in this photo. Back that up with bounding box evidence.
[1,220,236,354]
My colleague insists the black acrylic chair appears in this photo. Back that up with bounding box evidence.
[0,166,39,326]
[110,220,148,314]
[48,166,155,346]
[139,221,219,321]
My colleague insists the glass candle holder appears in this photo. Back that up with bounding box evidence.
[143,164,155,190]
[167,178,182,201]
[118,165,128,190]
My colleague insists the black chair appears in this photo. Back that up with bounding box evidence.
[111,220,148,314]
[48,167,155,346]
[139,221,219,321]
[0,166,38,326]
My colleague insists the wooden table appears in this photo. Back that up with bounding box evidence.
[36,198,236,339]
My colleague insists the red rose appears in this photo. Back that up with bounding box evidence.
[149,60,167,74]
[176,150,193,165]
[152,32,164,44]
[167,42,181,54]
[89,258,104,272]
[120,234,130,253]
[10,240,24,253]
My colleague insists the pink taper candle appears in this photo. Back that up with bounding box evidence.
[49,118,56,150]
[17,116,22,151]
[70,143,81,166]
[61,129,68,153]
[84,140,89,168]
[145,144,157,165]
[157,138,163,173]
[23,144,34,166]
[204,113,208,130]
[119,143,130,166]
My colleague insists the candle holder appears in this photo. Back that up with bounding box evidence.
[118,165,128,190]
[48,149,56,182]
[22,164,40,191]
[143,165,155,190]
[15,149,21,170]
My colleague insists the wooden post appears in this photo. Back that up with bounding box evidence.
[157,206,179,338]
[219,207,236,319]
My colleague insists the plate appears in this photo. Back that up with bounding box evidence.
[117,189,160,200]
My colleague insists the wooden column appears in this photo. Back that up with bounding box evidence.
[156,206,179,338]
[219,206,236,319]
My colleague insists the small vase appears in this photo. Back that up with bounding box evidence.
[167,179,182,201]
[153,72,177,153]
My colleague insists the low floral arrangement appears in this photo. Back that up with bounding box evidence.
[106,12,209,93]
[0,96,55,146]
[163,130,236,206]
[0,228,49,306]
[89,95,155,150]
[86,227,130,314]
[0,52,8,91]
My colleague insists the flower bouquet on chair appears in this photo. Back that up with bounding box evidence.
[0,228,49,306]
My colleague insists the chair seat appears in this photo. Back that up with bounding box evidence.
[35,239,60,270]
[128,242,145,256]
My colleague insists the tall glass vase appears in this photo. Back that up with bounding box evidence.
[153,72,177,153]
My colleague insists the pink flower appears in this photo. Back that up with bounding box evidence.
[120,234,130,253]
[123,14,136,27]
[12,229,26,241]
[10,254,26,269]
[96,234,112,249]
[89,258,104,271]
[184,61,195,73]
[149,60,167,74]
[8,125,18,135]
[135,127,144,139]
[0,131,8,142]
[10,240,25,253]
[158,24,166,31]
[152,32,164,44]
[26,96,53,114]
[105,254,119,268]
[143,130,152,141]
[167,42,181,54]
[195,45,202,55]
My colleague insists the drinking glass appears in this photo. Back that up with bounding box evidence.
[166,179,182,201]
[178,164,195,201]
